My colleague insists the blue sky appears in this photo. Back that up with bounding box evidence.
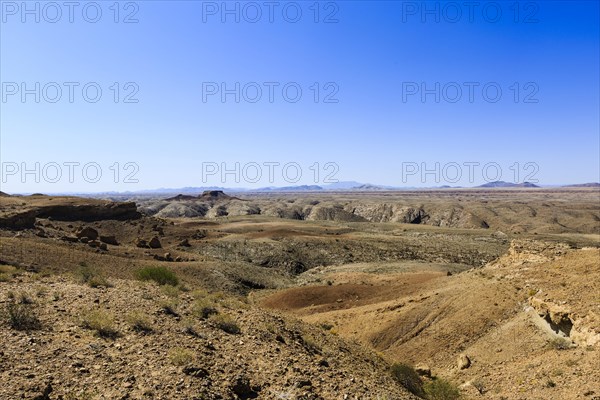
[1,0,599,192]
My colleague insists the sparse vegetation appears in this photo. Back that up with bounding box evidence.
[0,265,18,274]
[548,337,572,350]
[159,299,179,316]
[161,285,180,298]
[181,319,202,337]
[5,302,42,331]
[88,274,112,288]
[0,265,18,282]
[424,378,461,400]
[210,314,240,334]
[135,266,179,286]
[300,333,322,354]
[471,379,485,394]
[78,263,112,288]
[81,309,118,338]
[193,298,219,319]
[320,323,334,331]
[18,292,35,305]
[565,358,579,367]
[168,347,194,366]
[390,363,425,398]
[126,312,153,333]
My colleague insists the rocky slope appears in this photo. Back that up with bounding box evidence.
[0,273,415,399]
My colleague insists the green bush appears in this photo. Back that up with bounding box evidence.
[5,303,42,331]
[424,378,461,400]
[391,363,425,397]
[135,266,179,286]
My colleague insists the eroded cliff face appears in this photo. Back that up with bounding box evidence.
[529,297,600,347]
[34,201,141,221]
[489,240,600,348]
[140,198,493,229]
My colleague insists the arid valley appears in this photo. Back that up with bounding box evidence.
[1,188,598,399]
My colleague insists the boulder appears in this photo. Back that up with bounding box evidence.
[76,227,98,240]
[60,235,79,243]
[415,364,431,378]
[457,354,471,370]
[148,236,162,249]
[99,235,119,245]
[230,375,260,399]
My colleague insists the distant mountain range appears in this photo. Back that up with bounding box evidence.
[477,181,540,188]
[255,185,324,192]
[5,182,600,197]
[561,182,600,188]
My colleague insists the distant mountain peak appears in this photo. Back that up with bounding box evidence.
[198,190,241,201]
[478,181,539,188]
[165,194,198,201]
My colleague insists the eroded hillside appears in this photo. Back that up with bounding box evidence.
[135,189,600,234]
[261,241,600,399]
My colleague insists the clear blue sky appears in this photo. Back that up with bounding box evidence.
[1,0,599,192]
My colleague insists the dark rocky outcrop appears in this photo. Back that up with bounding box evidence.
[0,210,37,230]
[165,194,197,201]
[35,202,141,221]
[76,227,99,241]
